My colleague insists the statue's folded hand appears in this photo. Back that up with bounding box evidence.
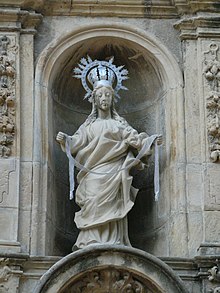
[125,136,141,150]
[56,131,67,145]
[156,135,163,145]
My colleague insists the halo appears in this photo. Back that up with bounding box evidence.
[73,56,129,102]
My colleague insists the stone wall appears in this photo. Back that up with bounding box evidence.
[0,1,219,292]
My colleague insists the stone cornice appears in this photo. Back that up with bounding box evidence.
[40,1,220,18]
[0,0,45,12]
[0,0,220,19]
[0,7,42,33]
[0,250,220,289]
[41,0,178,18]
[174,0,220,15]
[174,13,220,39]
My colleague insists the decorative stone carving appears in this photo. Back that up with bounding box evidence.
[0,35,16,158]
[204,43,220,92]
[0,160,16,204]
[208,261,220,282]
[34,245,188,293]
[204,43,220,162]
[63,269,148,293]
[0,259,12,293]
[209,285,220,293]
[0,36,10,56]
[0,285,9,293]
[0,266,12,282]
[207,261,220,293]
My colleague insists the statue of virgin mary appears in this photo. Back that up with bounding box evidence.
[56,57,162,249]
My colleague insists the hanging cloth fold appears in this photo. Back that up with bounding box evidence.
[65,135,160,201]
[154,142,160,201]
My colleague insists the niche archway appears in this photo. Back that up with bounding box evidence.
[34,245,188,293]
[33,22,185,257]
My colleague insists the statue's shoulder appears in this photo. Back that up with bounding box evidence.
[114,116,130,128]
[73,123,88,136]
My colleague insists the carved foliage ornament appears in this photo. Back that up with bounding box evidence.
[0,258,12,293]
[204,43,220,162]
[209,288,220,293]
[208,260,220,293]
[61,268,155,293]
[0,35,16,158]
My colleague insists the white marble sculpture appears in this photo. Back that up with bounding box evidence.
[56,57,162,249]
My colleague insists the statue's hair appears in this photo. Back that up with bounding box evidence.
[84,85,128,126]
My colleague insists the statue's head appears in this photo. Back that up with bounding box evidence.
[92,85,114,112]
[73,56,129,124]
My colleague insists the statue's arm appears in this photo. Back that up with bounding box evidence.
[56,131,68,152]
[122,126,163,165]
[56,125,88,154]
[124,127,162,149]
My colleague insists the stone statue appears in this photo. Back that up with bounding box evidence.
[56,57,162,249]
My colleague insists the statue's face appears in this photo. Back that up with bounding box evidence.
[95,87,113,111]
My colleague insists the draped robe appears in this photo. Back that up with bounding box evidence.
[63,118,156,249]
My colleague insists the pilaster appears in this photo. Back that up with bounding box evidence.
[0,5,42,254]
[175,13,220,258]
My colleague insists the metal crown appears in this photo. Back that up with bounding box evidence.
[73,56,129,102]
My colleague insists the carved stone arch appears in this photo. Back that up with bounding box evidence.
[34,245,188,293]
[32,22,186,257]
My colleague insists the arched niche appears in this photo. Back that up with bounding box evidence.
[33,245,189,293]
[33,23,185,257]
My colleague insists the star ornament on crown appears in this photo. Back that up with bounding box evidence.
[73,56,129,102]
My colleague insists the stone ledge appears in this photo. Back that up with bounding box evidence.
[0,241,21,254]
[33,245,189,293]
[0,0,219,18]
[198,243,220,256]
[174,13,220,39]
[0,7,42,33]
[0,248,219,292]
[41,1,178,18]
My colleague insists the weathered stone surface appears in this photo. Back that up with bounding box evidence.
[187,212,203,256]
[186,164,203,211]
[204,211,220,242]
[0,159,16,206]
[0,208,19,242]
[33,245,189,293]
[204,164,220,211]
[0,1,219,292]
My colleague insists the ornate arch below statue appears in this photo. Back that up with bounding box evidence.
[34,245,188,293]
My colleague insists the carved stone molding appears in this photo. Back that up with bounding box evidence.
[0,259,12,293]
[0,256,24,293]
[62,268,151,293]
[0,35,17,158]
[204,42,220,162]
[204,43,220,92]
[33,245,189,293]
[0,0,215,18]
[0,8,42,34]
[208,260,220,283]
[174,14,220,40]
[208,261,220,293]
[209,288,220,293]
[33,0,178,18]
